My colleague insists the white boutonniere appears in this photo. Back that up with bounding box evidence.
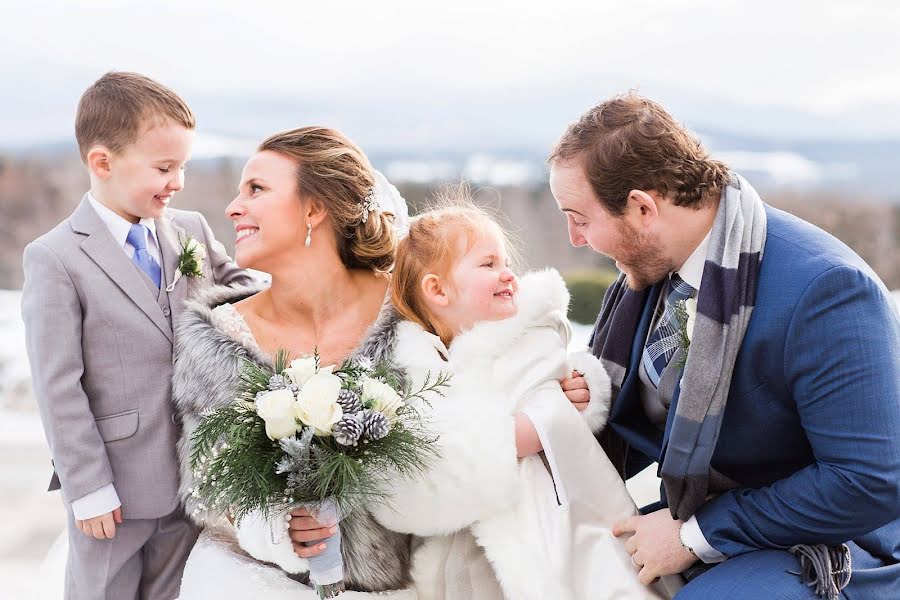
[673,297,697,370]
[166,236,206,291]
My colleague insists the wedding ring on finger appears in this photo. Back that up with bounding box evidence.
[631,554,642,568]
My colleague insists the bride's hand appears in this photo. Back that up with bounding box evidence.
[288,507,339,559]
[561,370,590,411]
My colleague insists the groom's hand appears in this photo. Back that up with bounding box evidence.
[613,509,697,585]
[561,370,589,410]
[288,508,339,558]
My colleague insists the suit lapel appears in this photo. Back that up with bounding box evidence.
[71,197,173,343]
[610,281,663,421]
[156,214,188,316]
[608,281,666,460]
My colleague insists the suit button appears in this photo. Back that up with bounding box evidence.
[171,413,180,425]
[163,307,171,317]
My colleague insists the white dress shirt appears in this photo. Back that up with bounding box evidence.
[87,191,161,265]
[72,193,162,520]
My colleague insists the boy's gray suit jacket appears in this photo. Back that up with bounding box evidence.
[21,194,255,519]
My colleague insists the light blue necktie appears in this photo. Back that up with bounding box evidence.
[641,273,695,388]
[126,223,161,289]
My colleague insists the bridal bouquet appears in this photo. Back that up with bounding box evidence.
[190,351,446,597]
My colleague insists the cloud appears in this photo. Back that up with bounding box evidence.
[0,0,898,145]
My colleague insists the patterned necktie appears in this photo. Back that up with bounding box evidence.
[641,273,695,388]
[126,223,161,289]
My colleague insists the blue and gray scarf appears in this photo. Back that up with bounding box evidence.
[591,173,849,598]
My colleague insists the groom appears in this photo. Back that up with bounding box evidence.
[549,93,900,598]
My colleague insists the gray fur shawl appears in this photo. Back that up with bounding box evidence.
[172,283,412,591]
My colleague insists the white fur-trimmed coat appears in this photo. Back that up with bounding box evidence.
[374,269,668,600]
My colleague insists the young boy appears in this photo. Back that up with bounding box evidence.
[21,72,255,599]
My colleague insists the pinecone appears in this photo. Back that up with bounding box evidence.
[267,374,288,390]
[332,414,364,446]
[337,389,363,414]
[362,409,390,440]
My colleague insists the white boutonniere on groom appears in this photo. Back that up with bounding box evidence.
[166,236,207,291]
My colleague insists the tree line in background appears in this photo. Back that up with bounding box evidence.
[2,153,898,325]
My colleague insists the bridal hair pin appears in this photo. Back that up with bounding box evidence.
[360,187,379,224]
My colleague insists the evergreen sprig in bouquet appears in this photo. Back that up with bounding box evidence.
[189,351,446,597]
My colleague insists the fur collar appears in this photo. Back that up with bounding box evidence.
[174,282,407,418]
[393,320,450,383]
[179,282,404,366]
[180,282,268,357]
[448,268,570,365]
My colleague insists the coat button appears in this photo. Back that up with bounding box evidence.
[163,307,171,317]
[171,413,180,425]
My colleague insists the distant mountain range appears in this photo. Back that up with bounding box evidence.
[11,132,898,200]
[4,77,899,198]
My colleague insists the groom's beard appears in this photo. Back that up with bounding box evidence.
[615,221,674,291]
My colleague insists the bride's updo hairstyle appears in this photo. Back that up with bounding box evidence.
[392,185,517,346]
[258,127,397,272]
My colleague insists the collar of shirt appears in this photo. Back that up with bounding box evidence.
[87,191,159,253]
[675,228,711,292]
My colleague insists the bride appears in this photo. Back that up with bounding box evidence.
[174,126,415,598]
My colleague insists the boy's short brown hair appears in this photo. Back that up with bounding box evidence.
[75,71,196,161]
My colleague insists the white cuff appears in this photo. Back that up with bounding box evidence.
[568,350,612,434]
[71,484,121,520]
[681,516,726,564]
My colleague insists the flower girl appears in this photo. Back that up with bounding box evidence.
[372,193,680,599]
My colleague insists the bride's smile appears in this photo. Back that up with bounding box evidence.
[234,225,259,243]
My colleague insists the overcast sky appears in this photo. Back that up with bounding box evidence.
[2,0,899,146]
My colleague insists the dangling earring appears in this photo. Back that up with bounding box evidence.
[305,223,312,247]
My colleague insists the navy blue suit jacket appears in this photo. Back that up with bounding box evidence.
[601,205,900,591]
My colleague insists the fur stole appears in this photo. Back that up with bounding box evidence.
[172,284,412,591]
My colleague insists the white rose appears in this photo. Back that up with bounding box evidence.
[255,389,300,440]
[296,372,343,436]
[284,358,336,387]
[186,237,207,260]
[685,298,698,342]
[284,357,317,387]
[361,376,404,422]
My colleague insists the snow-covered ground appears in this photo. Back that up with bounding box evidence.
[1,289,898,598]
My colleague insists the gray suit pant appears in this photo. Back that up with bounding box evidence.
[65,507,199,600]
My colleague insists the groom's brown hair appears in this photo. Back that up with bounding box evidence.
[549,92,730,215]
[75,71,195,161]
